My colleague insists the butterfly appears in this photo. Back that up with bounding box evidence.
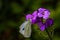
[19,20,31,38]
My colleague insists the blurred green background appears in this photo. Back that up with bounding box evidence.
[0,0,60,40]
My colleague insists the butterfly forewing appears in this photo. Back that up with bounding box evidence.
[20,21,28,35]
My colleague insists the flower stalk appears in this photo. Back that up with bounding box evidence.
[45,28,52,40]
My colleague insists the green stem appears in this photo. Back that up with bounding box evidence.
[45,29,52,40]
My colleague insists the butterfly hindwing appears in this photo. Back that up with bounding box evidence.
[24,20,31,38]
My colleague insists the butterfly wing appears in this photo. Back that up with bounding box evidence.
[24,20,31,38]
[19,20,31,38]
[19,21,26,35]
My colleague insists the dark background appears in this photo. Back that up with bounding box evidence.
[0,0,60,40]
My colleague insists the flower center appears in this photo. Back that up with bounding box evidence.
[41,12,44,15]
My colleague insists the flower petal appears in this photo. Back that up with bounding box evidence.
[38,8,46,12]
[26,14,32,20]
[40,24,45,31]
[26,14,33,24]
[38,8,50,19]
[43,11,50,19]
[32,11,38,19]
[45,18,54,28]
[38,13,43,17]
[37,22,45,31]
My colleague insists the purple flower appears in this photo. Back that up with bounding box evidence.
[26,14,32,21]
[26,14,33,23]
[26,8,50,24]
[38,8,50,19]
[32,11,38,20]
[26,8,54,31]
[37,22,45,31]
[26,13,38,24]
[45,18,54,28]
[37,18,54,31]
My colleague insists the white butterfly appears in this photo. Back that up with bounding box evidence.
[19,20,31,38]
